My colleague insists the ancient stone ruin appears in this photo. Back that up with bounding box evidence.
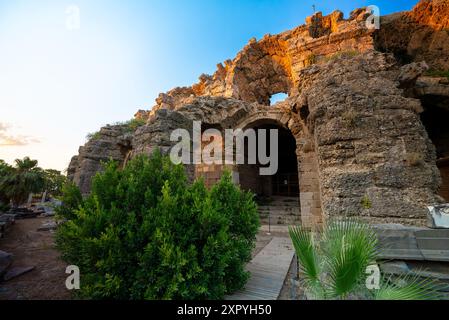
[68,0,449,229]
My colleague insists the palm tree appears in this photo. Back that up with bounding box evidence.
[289,219,442,300]
[0,157,45,208]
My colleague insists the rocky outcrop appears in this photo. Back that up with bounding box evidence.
[68,0,449,227]
[374,0,449,70]
[68,125,132,194]
[407,0,449,31]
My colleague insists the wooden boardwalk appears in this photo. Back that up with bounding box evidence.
[225,237,294,300]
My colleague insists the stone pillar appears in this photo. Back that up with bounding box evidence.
[298,147,323,229]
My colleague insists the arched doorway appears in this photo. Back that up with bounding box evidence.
[236,119,301,225]
[420,95,449,201]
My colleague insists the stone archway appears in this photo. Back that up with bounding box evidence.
[230,109,324,228]
[419,94,449,201]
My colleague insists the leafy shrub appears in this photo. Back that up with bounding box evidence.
[86,131,101,142]
[124,118,146,132]
[56,151,259,300]
[55,182,83,220]
[113,118,146,133]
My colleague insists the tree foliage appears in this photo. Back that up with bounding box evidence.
[0,157,67,209]
[56,151,259,300]
[43,169,67,197]
[0,157,45,207]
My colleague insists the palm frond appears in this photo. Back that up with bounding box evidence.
[375,273,443,300]
[288,225,322,296]
[322,218,379,298]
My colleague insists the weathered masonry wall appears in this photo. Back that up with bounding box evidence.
[298,52,442,226]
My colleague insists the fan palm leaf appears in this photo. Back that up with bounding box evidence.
[288,225,323,297]
[322,219,378,298]
[375,274,443,300]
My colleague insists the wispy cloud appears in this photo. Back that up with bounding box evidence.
[0,122,40,146]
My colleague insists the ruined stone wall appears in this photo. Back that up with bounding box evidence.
[67,0,449,227]
[68,125,132,194]
[375,0,449,70]
[141,7,376,118]
[297,51,442,225]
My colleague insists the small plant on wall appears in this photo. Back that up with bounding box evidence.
[361,195,372,210]
[342,110,358,128]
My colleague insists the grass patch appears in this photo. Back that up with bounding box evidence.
[114,118,146,133]
[325,50,360,62]
[86,131,101,141]
[424,69,449,79]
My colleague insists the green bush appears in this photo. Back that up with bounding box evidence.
[114,118,146,133]
[55,182,83,220]
[56,151,259,300]
[86,131,101,142]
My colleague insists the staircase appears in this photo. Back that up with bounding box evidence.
[257,196,301,226]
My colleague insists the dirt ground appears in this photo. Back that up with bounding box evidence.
[0,218,72,300]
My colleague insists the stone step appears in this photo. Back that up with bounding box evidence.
[258,200,299,207]
[260,216,301,226]
[257,196,301,226]
[257,207,300,213]
[257,196,299,206]
[258,203,299,210]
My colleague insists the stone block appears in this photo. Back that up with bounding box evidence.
[427,205,449,229]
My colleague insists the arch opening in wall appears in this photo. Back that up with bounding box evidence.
[269,92,288,106]
[420,94,449,201]
[237,119,301,225]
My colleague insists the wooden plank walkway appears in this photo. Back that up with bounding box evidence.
[225,237,294,300]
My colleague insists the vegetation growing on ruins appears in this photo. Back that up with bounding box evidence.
[289,219,442,300]
[114,118,147,133]
[56,151,260,299]
[361,195,372,210]
[425,69,449,80]
[86,131,101,142]
[86,119,146,142]
[325,50,360,62]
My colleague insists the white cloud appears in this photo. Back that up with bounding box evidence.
[0,122,40,146]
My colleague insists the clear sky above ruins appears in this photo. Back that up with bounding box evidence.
[0,0,417,171]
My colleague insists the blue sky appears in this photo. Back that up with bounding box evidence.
[0,0,417,171]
